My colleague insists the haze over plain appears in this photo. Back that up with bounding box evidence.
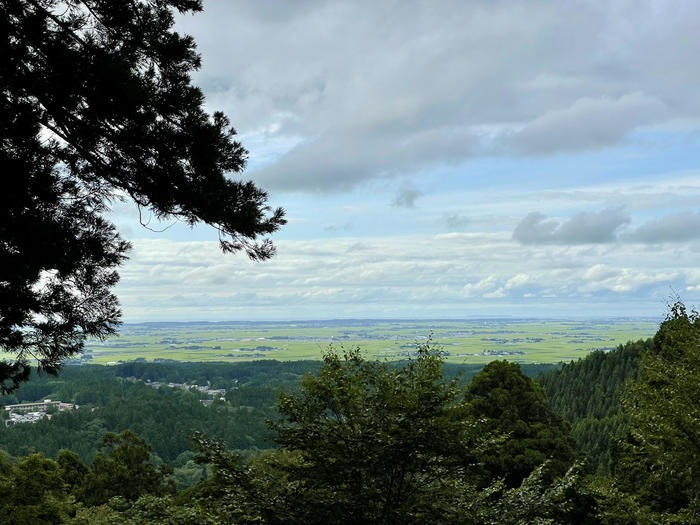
[109,1,700,321]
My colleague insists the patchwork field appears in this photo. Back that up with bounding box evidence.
[73,318,658,366]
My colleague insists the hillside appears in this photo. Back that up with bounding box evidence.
[537,338,651,473]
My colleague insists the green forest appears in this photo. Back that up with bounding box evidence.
[0,303,698,524]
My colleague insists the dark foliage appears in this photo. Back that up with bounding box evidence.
[0,0,285,392]
[0,363,297,463]
[187,347,593,524]
[537,339,649,473]
[267,345,492,524]
[609,302,700,519]
[467,360,576,488]
[0,451,72,523]
[77,430,176,505]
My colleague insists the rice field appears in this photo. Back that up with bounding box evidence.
[76,318,659,366]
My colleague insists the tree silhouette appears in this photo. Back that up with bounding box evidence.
[0,0,285,392]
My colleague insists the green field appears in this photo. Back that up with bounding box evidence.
[69,318,659,366]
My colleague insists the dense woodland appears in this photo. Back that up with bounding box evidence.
[0,359,553,469]
[0,303,698,523]
[538,338,650,475]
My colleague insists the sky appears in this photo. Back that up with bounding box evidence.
[112,0,700,322]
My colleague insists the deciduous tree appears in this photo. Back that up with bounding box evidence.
[0,451,73,523]
[268,344,491,524]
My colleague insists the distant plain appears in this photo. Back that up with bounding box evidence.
[70,318,658,366]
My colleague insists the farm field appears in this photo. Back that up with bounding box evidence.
[70,318,659,366]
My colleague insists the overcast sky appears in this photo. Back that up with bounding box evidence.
[112,0,700,321]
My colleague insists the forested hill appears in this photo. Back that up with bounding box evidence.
[0,360,558,469]
[537,338,652,473]
[0,307,698,522]
[0,348,647,480]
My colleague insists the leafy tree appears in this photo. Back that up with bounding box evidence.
[266,344,492,524]
[0,451,73,524]
[57,448,88,492]
[467,360,576,488]
[459,461,599,525]
[71,495,218,525]
[0,0,285,393]
[185,347,596,524]
[187,432,266,523]
[77,430,176,506]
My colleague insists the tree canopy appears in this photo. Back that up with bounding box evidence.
[187,345,590,524]
[77,430,176,506]
[467,360,576,488]
[269,344,489,524]
[605,302,700,521]
[0,0,285,392]
[0,308,698,522]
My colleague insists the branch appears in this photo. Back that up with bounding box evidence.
[137,203,178,232]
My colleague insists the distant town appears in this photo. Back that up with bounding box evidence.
[1,379,234,426]
[124,377,232,406]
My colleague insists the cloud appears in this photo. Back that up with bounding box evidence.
[252,127,476,192]
[174,1,700,192]
[114,232,697,321]
[583,264,618,282]
[323,222,352,232]
[580,265,679,293]
[463,275,508,299]
[624,211,700,243]
[392,184,422,208]
[443,213,470,230]
[504,273,531,290]
[513,208,630,244]
[508,93,666,155]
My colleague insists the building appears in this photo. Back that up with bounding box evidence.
[2,399,77,427]
[3,400,60,412]
[5,411,47,426]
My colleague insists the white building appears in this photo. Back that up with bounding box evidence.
[2,399,77,427]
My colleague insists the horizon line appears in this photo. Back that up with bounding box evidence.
[121,315,662,326]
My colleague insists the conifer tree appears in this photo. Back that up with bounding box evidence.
[0,0,285,392]
[467,360,576,487]
[618,301,700,519]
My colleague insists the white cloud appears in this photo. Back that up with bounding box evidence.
[463,275,499,297]
[504,273,531,289]
[580,268,679,293]
[114,234,698,320]
[512,208,629,244]
[483,288,506,299]
[173,1,700,192]
[583,264,617,282]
